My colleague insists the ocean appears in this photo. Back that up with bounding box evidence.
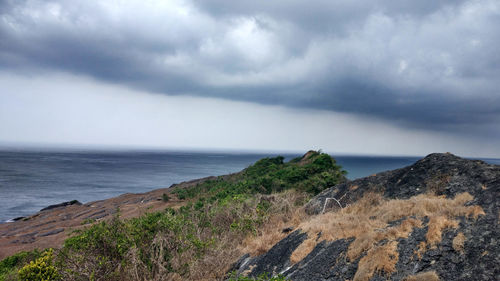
[1,150,498,223]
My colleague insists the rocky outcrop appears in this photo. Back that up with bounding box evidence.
[231,153,499,280]
[39,200,82,211]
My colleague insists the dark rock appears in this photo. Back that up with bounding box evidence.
[286,238,355,281]
[83,209,107,219]
[40,200,82,211]
[38,228,64,237]
[233,153,500,280]
[305,153,499,215]
[231,230,307,277]
[282,227,293,233]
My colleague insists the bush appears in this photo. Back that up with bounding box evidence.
[5,151,346,280]
[57,218,131,280]
[18,249,59,281]
[0,250,41,281]
[162,193,170,202]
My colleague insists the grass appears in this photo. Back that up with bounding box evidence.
[354,241,399,281]
[0,250,42,281]
[403,271,440,281]
[289,192,484,281]
[452,232,465,253]
[2,150,474,281]
[0,150,344,281]
[171,151,346,202]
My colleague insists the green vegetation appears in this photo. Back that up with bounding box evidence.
[80,218,96,225]
[18,249,59,281]
[0,249,41,281]
[172,151,346,201]
[1,151,346,280]
[162,193,170,202]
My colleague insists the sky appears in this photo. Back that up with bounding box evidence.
[0,0,499,157]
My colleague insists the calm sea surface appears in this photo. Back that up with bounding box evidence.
[1,150,498,222]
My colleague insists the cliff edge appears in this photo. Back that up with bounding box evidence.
[231,153,499,280]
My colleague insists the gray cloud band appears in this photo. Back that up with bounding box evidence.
[1,0,499,136]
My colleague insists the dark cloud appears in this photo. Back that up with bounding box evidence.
[1,0,499,137]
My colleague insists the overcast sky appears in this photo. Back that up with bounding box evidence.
[1,0,499,157]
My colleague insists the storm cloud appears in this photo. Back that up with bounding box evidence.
[1,0,499,136]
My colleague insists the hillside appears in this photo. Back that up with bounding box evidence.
[1,152,498,280]
[0,151,346,280]
[231,153,499,280]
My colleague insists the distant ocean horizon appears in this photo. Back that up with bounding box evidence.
[1,150,498,223]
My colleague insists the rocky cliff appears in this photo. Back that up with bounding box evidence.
[231,153,499,280]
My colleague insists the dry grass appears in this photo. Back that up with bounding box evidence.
[289,192,483,280]
[240,190,310,257]
[452,232,466,253]
[353,241,399,281]
[118,189,312,281]
[415,241,426,259]
[403,271,440,281]
[188,233,243,280]
[290,237,318,263]
[426,216,458,248]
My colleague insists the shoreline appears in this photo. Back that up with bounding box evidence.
[0,175,216,259]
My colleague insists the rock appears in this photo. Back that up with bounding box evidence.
[38,228,64,237]
[231,153,500,280]
[233,230,307,277]
[305,153,499,215]
[40,200,82,212]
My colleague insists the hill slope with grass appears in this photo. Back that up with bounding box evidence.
[231,153,499,281]
[0,151,347,281]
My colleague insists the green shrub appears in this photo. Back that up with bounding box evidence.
[4,151,345,280]
[162,193,170,202]
[80,218,95,225]
[0,249,41,281]
[58,218,131,280]
[18,249,59,281]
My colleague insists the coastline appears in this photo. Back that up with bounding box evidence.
[0,175,214,259]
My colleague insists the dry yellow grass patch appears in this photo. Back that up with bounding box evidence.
[426,216,458,248]
[453,232,466,253]
[403,271,440,281]
[290,192,483,280]
[415,241,427,259]
[240,190,310,256]
[353,241,399,281]
[241,217,289,256]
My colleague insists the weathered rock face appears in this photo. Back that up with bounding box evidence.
[39,200,82,211]
[231,153,499,280]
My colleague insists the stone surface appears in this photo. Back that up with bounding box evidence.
[231,153,500,280]
[39,200,82,212]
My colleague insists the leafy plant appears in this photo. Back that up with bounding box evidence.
[162,193,170,202]
[0,250,42,281]
[18,249,59,281]
[5,151,346,280]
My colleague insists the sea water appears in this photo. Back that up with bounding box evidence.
[1,150,498,222]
